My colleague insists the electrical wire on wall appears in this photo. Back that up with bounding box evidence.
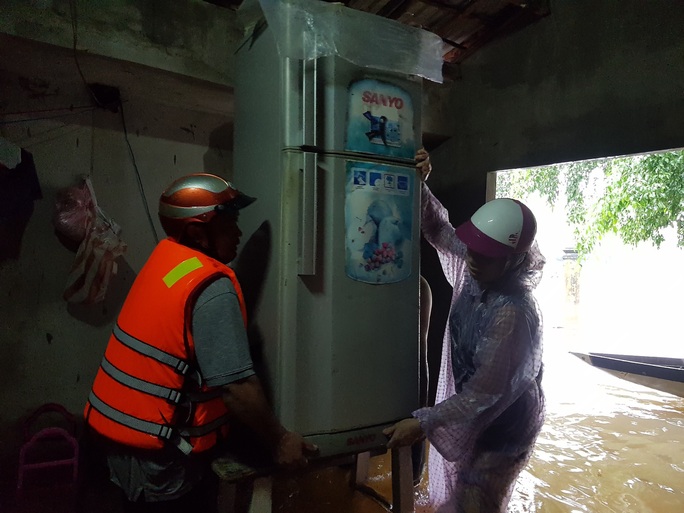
[0,107,95,159]
[68,0,159,245]
[0,106,96,126]
[118,100,160,244]
[69,0,103,110]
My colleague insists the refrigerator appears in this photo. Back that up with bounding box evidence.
[232,12,424,458]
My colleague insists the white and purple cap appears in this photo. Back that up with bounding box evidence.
[455,198,537,258]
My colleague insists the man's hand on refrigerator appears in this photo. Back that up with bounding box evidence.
[415,148,432,183]
[274,431,319,470]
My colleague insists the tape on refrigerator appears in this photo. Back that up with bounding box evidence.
[239,0,444,83]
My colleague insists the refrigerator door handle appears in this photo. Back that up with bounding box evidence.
[302,58,317,147]
[298,151,318,276]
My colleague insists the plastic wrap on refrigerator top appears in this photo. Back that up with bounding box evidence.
[239,0,444,83]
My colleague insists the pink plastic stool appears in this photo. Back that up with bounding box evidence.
[16,403,79,498]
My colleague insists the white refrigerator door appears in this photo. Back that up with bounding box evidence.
[279,150,420,455]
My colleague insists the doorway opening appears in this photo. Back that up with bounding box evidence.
[489,148,684,512]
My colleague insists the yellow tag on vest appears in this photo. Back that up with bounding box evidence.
[163,257,203,288]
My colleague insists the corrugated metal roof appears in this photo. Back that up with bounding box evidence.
[343,0,550,65]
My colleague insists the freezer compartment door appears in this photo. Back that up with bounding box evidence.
[284,56,422,161]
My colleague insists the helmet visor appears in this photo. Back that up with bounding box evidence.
[215,192,257,214]
[455,219,514,258]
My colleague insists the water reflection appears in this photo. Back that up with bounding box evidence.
[509,333,684,513]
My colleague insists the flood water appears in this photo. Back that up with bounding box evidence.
[508,329,684,513]
[272,329,684,513]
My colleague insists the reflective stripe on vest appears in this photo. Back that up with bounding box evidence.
[163,257,203,288]
[88,390,230,453]
[112,323,193,378]
[100,357,182,405]
[88,391,174,441]
[88,391,194,455]
[100,354,222,405]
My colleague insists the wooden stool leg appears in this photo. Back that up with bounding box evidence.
[217,482,237,513]
[391,445,414,513]
[218,479,271,513]
[352,451,371,486]
[248,476,273,513]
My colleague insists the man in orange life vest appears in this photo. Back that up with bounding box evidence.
[84,174,317,512]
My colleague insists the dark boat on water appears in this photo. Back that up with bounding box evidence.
[571,352,684,399]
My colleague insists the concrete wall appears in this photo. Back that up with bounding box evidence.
[0,46,234,475]
[429,0,684,199]
[0,0,243,88]
[0,1,243,476]
[420,0,684,405]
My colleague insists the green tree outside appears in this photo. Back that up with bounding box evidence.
[496,149,684,260]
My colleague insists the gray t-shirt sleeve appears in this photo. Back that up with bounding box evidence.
[192,277,255,387]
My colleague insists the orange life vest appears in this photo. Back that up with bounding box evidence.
[84,238,247,455]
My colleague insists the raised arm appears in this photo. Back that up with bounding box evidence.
[416,150,467,287]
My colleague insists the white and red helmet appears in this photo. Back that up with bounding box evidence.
[455,198,536,258]
[158,174,255,239]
